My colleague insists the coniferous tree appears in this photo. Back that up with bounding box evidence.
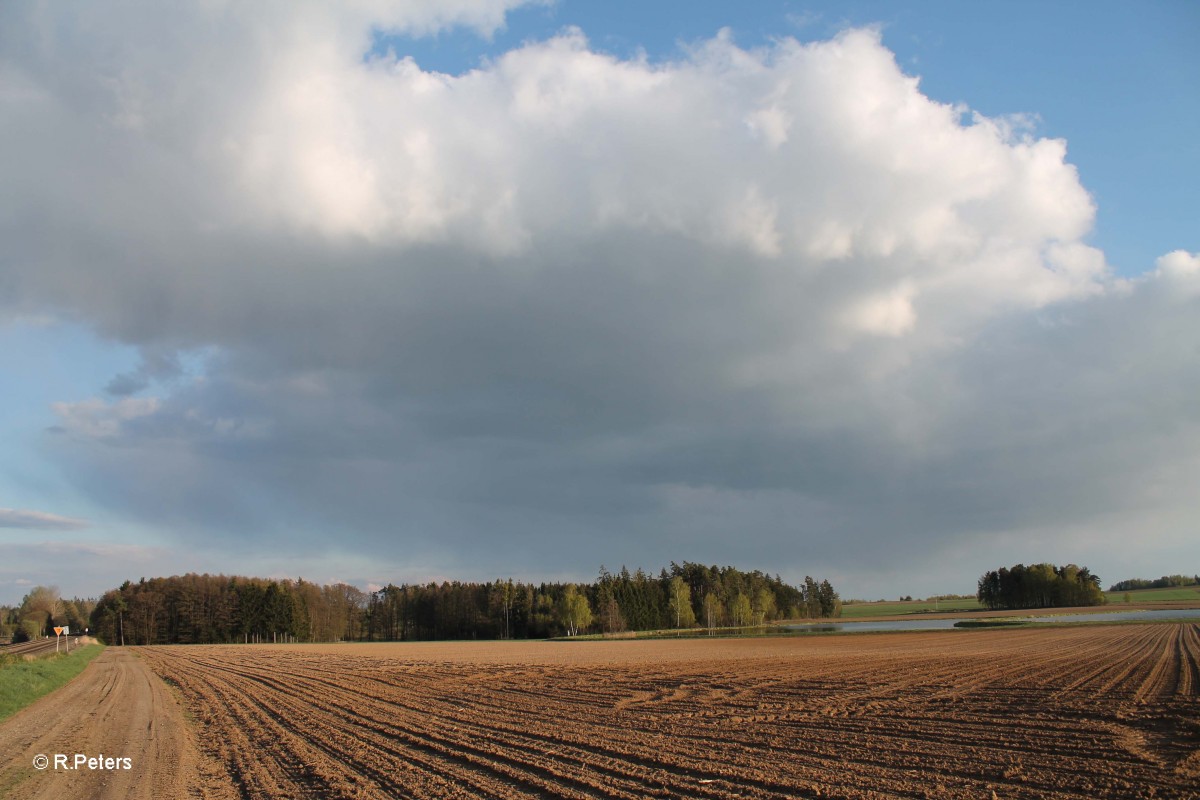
[976,563,1105,610]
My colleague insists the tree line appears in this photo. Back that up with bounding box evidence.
[0,586,95,643]
[1108,574,1199,593]
[84,563,840,645]
[89,574,368,646]
[366,563,839,641]
[976,563,1105,610]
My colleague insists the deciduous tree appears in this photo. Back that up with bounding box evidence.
[668,576,696,629]
[731,592,753,627]
[703,592,723,632]
[558,584,592,637]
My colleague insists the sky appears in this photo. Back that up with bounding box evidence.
[1,1,1197,606]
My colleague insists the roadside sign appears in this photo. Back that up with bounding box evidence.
[53,627,64,636]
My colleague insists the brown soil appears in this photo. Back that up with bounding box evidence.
[132,624,1200,799]
[0,648,235,800]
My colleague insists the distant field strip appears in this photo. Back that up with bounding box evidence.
[138,625,1200,800]
[1107,586,1200,602]
[840,598,982,617]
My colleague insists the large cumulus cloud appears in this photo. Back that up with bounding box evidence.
[2,2,1196,588]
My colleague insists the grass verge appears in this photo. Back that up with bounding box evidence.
[0,643,105,722]
[559,626,781,641]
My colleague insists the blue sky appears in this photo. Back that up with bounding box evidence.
[385,0,1198,276]
[1,1,1197,606]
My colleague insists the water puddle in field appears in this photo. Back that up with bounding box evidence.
[782,618,966,633]
[779,608,1200,634]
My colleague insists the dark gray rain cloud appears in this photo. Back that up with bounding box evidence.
[2,3,1197,593]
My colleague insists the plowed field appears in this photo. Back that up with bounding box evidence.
[133,624,1200,800]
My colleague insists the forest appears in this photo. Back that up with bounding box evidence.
[82,563,840,645]
[1108,574,1200,592]
[0,586,95,643]
[976,563,1105,610]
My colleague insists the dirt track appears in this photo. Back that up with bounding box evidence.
[133,624,1200,799]
[0,648,234,800]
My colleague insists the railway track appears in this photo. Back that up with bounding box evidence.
[0,635,84,659]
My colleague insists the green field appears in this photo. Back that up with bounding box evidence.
[1105,586,1200,603]
[0,644,105,722]
[838,598,984,619]
[836,585,1200,620]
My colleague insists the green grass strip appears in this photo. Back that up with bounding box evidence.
[0,644,105,722]
[1105,586,1200,602]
